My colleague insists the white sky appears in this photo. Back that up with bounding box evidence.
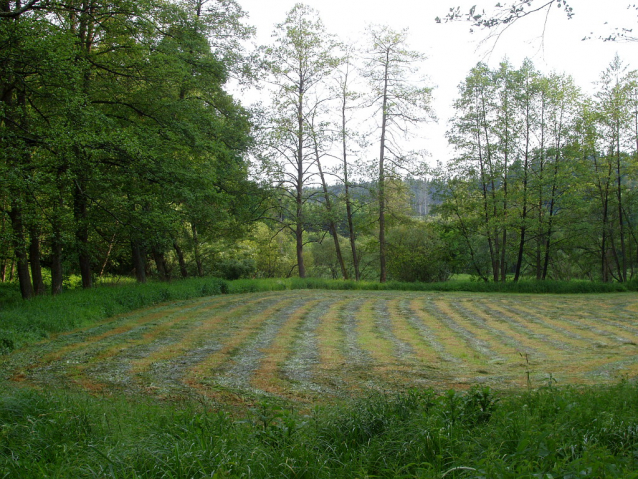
[236,0,637,164]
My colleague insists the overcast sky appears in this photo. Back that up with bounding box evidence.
[236,0,636,164]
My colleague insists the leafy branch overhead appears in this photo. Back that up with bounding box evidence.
[435,1,574,31]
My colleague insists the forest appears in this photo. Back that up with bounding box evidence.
[2,0,638,300]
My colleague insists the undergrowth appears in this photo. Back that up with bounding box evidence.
[1,382,637,478]
[229,277,638,294]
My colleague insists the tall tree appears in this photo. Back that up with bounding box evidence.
[263,3,338,278]
[363,25,434,282]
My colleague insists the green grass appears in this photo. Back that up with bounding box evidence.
[1,381,637,478]
[2,278,638,476]
[0,277,228,354]
[229,277,638,294]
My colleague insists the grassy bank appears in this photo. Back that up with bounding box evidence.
[1,381,637,478]
[229,277,638,294]
[0,277,227,354]
[1,276,637,354]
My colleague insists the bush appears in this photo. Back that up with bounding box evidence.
[386,222,452,283]
[214,258,256,280]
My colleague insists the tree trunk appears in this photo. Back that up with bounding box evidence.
[51,233,63,296]
[295,77,306,279]
[616,141,627,282]
[131,240,147,283]
[314,134,348,280]
[378,51,390,283]
[8,201,33,299]
[152,246,169,281]
[99,231,117,277]
[173,241,188,278]
[340,68,360,281]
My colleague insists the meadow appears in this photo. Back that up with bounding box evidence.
[1,279,638,477]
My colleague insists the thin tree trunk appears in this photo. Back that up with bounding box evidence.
[514,86,533,282]
[295,78,306,279]
[378,50,390,283]
[50,234,63,295]
[340,68,360,280]
[616,137,627,282]
[314,132,348,280]
[99,231,117,277]
[51,178,64,295]
[477,91,498,282]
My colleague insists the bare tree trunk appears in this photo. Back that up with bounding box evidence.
[339,61,360,280]
[514,89,533,282]
[313,131,348,280]
[295,80,306,279]
[51,237,63,295]
[616,137,627,282]
[9,259,15,283]
[99,231,117,277]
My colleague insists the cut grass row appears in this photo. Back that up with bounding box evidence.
[4,290,637,402]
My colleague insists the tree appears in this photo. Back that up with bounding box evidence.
[362,25,435,282]
[262,3,338,278]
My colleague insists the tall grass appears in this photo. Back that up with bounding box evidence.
[1,381,637,478]
[0,277,227,353]
[228,277,638,294]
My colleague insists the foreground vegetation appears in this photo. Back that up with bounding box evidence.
[1,381,638,478]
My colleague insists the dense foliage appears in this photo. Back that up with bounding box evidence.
[1,0,257,298]
[1,381,637,477]
[3,1,638,297]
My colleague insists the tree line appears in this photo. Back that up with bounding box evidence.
[437,56,638,283]
[2,1,638,300]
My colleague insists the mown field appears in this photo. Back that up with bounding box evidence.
[3,290,637,402]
